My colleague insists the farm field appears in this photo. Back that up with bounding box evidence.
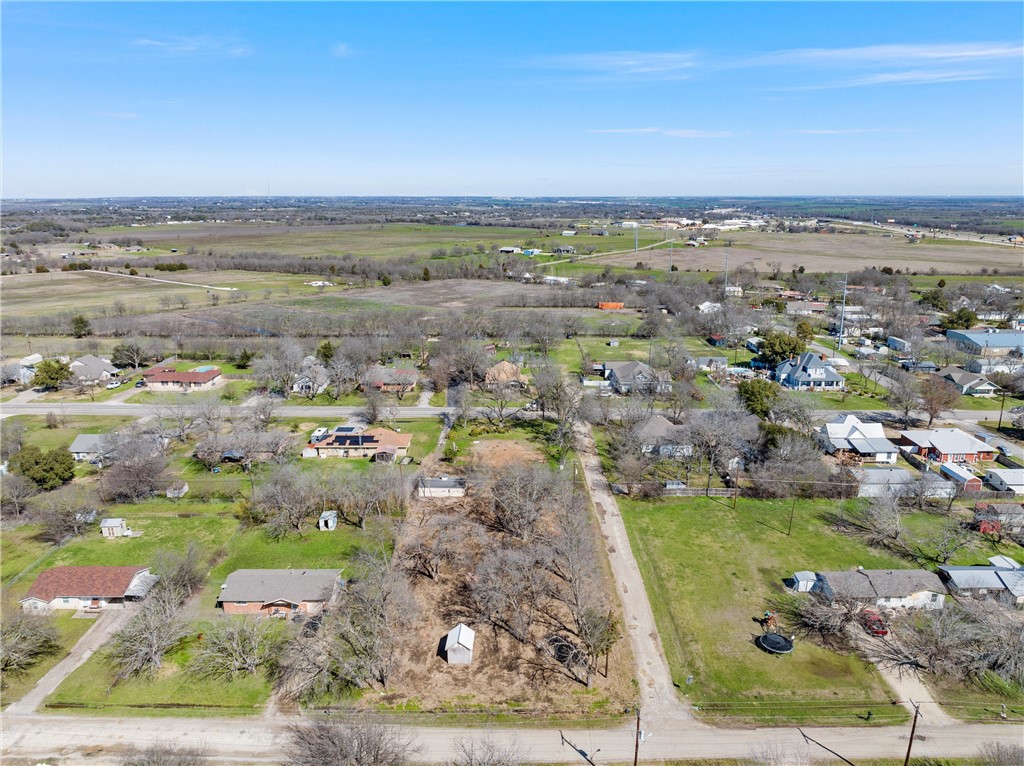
[589,230,1022,274]
[87,222,667,259]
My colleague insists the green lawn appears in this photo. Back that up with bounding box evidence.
[799,389,890,410]
[283,391,367,406]
[619,496,913,726]
[126,380,256,405]
[12,414,137,452]
[44,628,271,716]
[1,611,95,709]
[953,394,1024,411]
[37,376,143,403]
[1,523,50,584]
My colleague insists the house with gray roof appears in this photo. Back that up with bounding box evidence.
[70,354,119,384]
[217,569,343,617]
[418,475,467,498]
[939,556,1024,606]
[69,433,108,462]
[817,414,898,464]
[774,352,846,391]
[936,366,998,397]
[636,415,691,459]
[811,568,945,610]
[602,361,671,395]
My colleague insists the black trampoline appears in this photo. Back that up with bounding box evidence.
[756,633,794,655]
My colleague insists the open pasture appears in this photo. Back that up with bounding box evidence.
[87,222,661,259]
[592,231,1022,275]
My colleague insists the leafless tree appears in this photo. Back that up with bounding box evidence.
[885,371,919,427]
[282,718,416,766]
[189,395,224,439]
[361,386,384,425]
[153,543,207,598]
[193,435,227,472]
[771,592,855,645]
[976,743,1024,766]
[158,396,200,443]
[190,617,283,680]
[0,611,60,685]
[35,486,100,543]
[108,588,190,683]
[1,472,38,517]
[918,519,974,565]
[489,464,562,542]
[401,513,480,581]
[253,464,314,538]
[247,395,280,432]
[118,743,209,766]
[444,735,527,766]
[326,355,359,400]
[482,382,522,428]
[829,491,908,554]
[100,427,168,503]
[471,546,551,643]
[0,419,25,461]
[919,378,960,427]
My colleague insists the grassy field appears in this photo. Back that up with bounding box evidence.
[953,393,1024,411]
[12,414,137,452]
[619,495,915,726]
[1,612,95,709]
[44,628,272,716]
[1,523,50,584]
[36,376,143,403]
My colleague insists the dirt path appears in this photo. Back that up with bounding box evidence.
[575,423,691,724]
[5,606,138,716]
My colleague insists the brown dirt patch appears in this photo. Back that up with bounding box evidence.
[470,438,545,468]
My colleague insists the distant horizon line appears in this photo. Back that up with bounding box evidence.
[5,194,1023,202]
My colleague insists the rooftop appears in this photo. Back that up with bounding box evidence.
[22,565,150,602]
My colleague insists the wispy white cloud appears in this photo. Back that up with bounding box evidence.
[543,51,697,80]
[591,127,732,139]
[788,69,994,90]
[796,128,909,135]
[748,42,1023,67]
[331,42,353,58]
[93,111,138,120]
[132,35,251,57]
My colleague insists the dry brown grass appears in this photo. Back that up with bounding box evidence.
[470,439,545,468]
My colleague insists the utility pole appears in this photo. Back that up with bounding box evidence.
[723,250,730,299]
[634,226,639,254]
[835,273,848,359]
[902,700,922,766]
[788,494,797,536]
[998,388,1008,430]
[632,707,642,766]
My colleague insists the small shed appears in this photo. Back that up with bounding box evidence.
[317,510,338,531]
[608,338,620,347]
[100,518,130,539]
[166,481,189,499]
[940,463,983,490]
[788,571,817,592]
[707,335,727,347]
[445,623,475,665]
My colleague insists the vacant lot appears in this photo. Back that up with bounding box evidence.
[594,231,1022,274]
[620,496,914,726]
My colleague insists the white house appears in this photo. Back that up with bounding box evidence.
[445,623,475,665]
[69,433,107,462]
[985,469,1024,496]
[775,352,846,391]
[19,565,157,612]
[817,415,898,464]
[696,301,722,314]
[936,367,998,397]
[812,569,945,610]
[418,476,467,498]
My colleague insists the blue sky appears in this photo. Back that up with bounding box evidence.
[3,2,1022,197]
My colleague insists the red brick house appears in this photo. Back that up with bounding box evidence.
[143,365,221,392]
[216,569,343,617]
[898,428,995,463]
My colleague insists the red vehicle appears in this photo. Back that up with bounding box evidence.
[860,609,888,637]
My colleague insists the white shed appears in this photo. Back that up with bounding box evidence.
[789,571,817,592]
[317,510,338,531]
[418,476,467,499]
[445,623,475,665]
[100,518,130,538]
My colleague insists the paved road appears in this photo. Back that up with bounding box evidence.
[2,709,1021,764]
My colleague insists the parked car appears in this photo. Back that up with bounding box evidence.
[860,609,888,637]
[997,445,1011,456]
[105,380,121,389]
[135,379,146,388]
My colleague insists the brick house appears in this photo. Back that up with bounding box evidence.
[19,565,158,612]
[305,427,412,461]
[898,428,995,463]
[143,365,221,392]
[216,569,343,617]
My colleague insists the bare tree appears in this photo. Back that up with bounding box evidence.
[36,486,100,543]
[0,419,25,461]
[482,382,521,428]
[100,427,168,503]
[976,743,1024,766]
[158,396,199,443]
[771,592,855,645]
[885,371,919,427]
[445,735,527,766]
[401,513,480,581]
[283,718,416,766]
[489,464,560,542]
[118,743,209,766]
[108,588,189,683]
[190,617,282,680]
[361,386,384,425]
[0,611,60,685]
[0,472,37,517]
[326,355,358,400]
[189,395,224,440]
[153,543,207,598]
[919,378,960,427]
[252,464,314,539]
[247,395,280,432]
[471,546,551,643]
[919,519,974,565]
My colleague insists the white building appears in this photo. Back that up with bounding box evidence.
[817,415,898,464]
[19,566,157,612]
[100,518,131,538]
[418,476,467,498]
[985,469,1024,496]
[445,623,476,665]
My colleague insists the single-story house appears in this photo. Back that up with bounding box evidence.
[70,354,119,384]
[901,360,938,373]
[69,433,107,463]
[935,367,998,397]
[985,469,1024,496]
[216,569,343,617]
[784,300,828,316]
[775,352,846,391]
[418,476,467,498]
[811,568,946,610]
[553,245,576,255]
[498,246,522,254]
[724,285,743,298]
[939,463,983,491]
[706,335,727,348]
[898,428,995,463]
[939,556,1024,606]
[484,360,527,390]
[445,622,475,665]
[636,415,691,459]
[853,467,914,498]
[602,361,671,395]
[817,414,898,464]
[317,510,338,531]
[142,365,221,392]
[100,518,131,538]
[967,357,1023,375]
[15,353,44,384]
[306,427,412,461]
[19,565,157,612]
[362,366,418,396]
[696,301,721,314]
[696,356,728,372]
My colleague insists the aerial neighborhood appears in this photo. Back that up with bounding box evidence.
[2,199,1023,763]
